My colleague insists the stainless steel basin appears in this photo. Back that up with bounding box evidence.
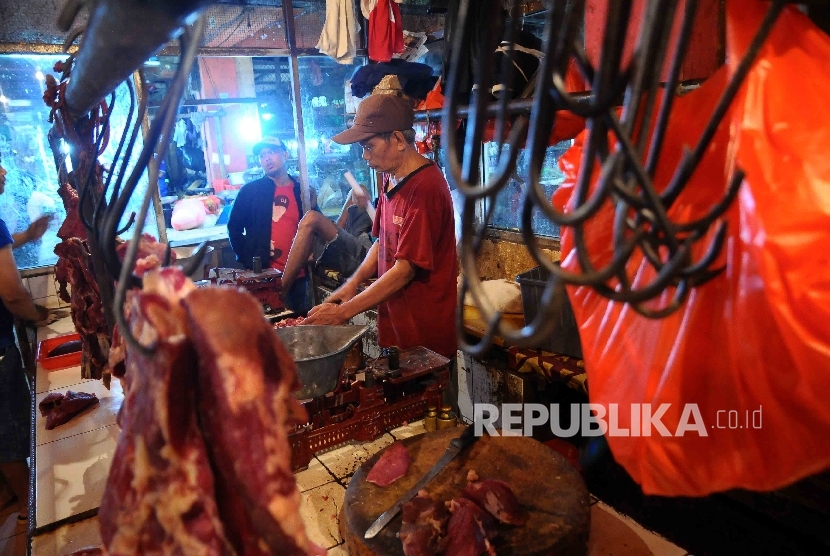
[275,325,368,399]
[171,245,215,280]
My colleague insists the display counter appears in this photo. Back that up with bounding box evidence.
[164,224,229,247]
[29,317,115,553]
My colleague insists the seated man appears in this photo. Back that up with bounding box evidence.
[280,183,375,295]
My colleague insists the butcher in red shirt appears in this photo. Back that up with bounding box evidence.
[305,94,458,360]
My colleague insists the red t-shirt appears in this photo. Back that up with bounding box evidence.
[270,184,301,272]
[372,163,458,358]
[368,0,404,63]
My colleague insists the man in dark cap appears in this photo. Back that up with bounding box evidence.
[305,94,458,362]
[227,136,318,312]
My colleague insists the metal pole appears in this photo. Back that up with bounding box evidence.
[283,0,313,214]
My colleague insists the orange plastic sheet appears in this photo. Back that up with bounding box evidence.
[483,58,588,146]
[553,2,830,496]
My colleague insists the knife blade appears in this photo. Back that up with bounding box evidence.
[364,424,479,539]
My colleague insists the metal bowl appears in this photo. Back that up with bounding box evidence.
[275,325,368,399]
[171,245,215,281]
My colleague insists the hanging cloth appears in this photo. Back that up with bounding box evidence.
[367,0,404,63]
[173,119,187,148]
[317,0,361,64]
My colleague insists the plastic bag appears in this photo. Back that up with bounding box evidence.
[171,198,208,231]
[553,2,830,496]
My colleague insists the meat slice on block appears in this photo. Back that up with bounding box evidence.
[99,270,233,555]
[441,497,497,556]
[38,390,100,430]
[367,442,411,487]
[183,287,318,556]
[399,492,450,556]
[462,478,528,526]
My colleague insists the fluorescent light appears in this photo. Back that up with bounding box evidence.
[35,70,44,81]
[261,113,273,121]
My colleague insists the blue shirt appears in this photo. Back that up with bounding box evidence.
[0,219,15,348]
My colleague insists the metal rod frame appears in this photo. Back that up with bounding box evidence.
[444,0,790,355]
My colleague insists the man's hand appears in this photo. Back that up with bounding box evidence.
[34,307,70,326]
[27,215,52,242]
[350,185,370,209]
[304,302,347,325]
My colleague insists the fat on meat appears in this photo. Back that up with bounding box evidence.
[99,269,233,555]
[183,287,320,556]
[399,493,450,556]
[116,233,176,278]
[463,479,528,526]
[366,442,411,487]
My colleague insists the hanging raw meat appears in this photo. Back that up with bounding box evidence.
[98,269,233,555]
[183,286,316,555]
[100,267,322,555]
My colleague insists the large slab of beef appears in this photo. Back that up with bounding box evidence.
[184,287,318,556]
[101,267,321,555]
[38,390,99,430]
[99,271,233,555]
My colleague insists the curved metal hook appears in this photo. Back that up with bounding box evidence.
[179,242,209,278]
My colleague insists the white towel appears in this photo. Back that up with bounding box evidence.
[360,0,377,19]
[317,0,361,65]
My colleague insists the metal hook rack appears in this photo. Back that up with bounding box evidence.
[444,0,791,355]
[48,0,212,364]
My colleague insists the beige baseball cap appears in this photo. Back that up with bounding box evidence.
[253,136,288,155]
[332,94,414,145]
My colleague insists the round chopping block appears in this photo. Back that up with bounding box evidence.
[340,427,590,555]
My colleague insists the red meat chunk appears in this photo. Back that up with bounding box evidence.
[38,390,100,430]
[399,493,450,556]
[367,442,411,487]
[441,497,496,556]
[463,478,528,526]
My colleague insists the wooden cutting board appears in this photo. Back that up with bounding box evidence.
[340,427,590,555]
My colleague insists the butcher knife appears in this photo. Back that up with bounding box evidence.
[364,423,479,539]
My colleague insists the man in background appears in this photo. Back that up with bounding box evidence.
[227,136,318,312]
[0,161,59,525]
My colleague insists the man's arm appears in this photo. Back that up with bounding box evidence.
[0,246,48,322]
[306,248,416,325]
[339,258,414,319]
[324,241,379,306]
[335,195,354,229]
